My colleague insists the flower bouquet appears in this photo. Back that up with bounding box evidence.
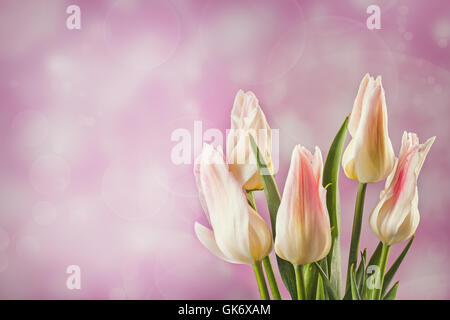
[193,74,435,300]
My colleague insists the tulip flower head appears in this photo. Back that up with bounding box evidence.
[275,145,331,266]
[369,132,435,245]
[227,90,273,191]
[342,74,396,183]
[194,144,273,264]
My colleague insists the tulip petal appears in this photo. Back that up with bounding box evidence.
[416,136,436,175]
[312,146,324,185]
[342,138,358,180]
[194,222,238,264]
[348,73,370,136]
[248,206,273,262]
[194,155,210,223]
[391,188,419,244]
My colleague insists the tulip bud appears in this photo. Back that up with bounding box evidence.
[275,145,331,266]
[342,74,396,183]
[369,132,435,245]
[194,144,273,264]
[227,90,273,191]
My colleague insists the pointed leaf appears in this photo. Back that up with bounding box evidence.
[383,282,399,300]
[313,262,339,300]
[249,135,297,299]
[362,242,383,300]
[356,249,366,294]
[314,252,330,299]
[368,241,383,267]
[323,116,349,297]
[350,264,361,300]
[382,236,414,296]
[316,276,325,300]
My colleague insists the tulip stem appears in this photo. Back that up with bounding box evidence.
[294,264,307,300]
[263,256,282,300]
[345,182,367,297]
[252,261,270,300]
[375,243,391,300]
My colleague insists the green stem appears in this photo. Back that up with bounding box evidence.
[294,265,307,300]
[252,261,270,300]
[375,243,391,300]
[263,256,282,300]
[345,182,367,296]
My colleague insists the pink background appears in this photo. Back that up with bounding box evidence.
[0,0,449,299]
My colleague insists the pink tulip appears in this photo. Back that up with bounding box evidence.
[369,132,435,245]
[275,145,331,266]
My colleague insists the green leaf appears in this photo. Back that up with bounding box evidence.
[344,182,367,300]
[350,264,361,300]
[383,281,399,300]
[249,135,297,300]
[362,242,383,300]
[304,263,320,300]
[382,236,414,296]
[322,116,349,298]
[367,241,383,267]
[314,249,330,299]
[316,276,325,300]
[313,262,339,300]
[356,249,366,295]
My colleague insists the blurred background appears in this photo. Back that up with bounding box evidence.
[0,0,448,299]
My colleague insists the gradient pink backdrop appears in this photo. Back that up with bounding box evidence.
[0,0,449,299]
